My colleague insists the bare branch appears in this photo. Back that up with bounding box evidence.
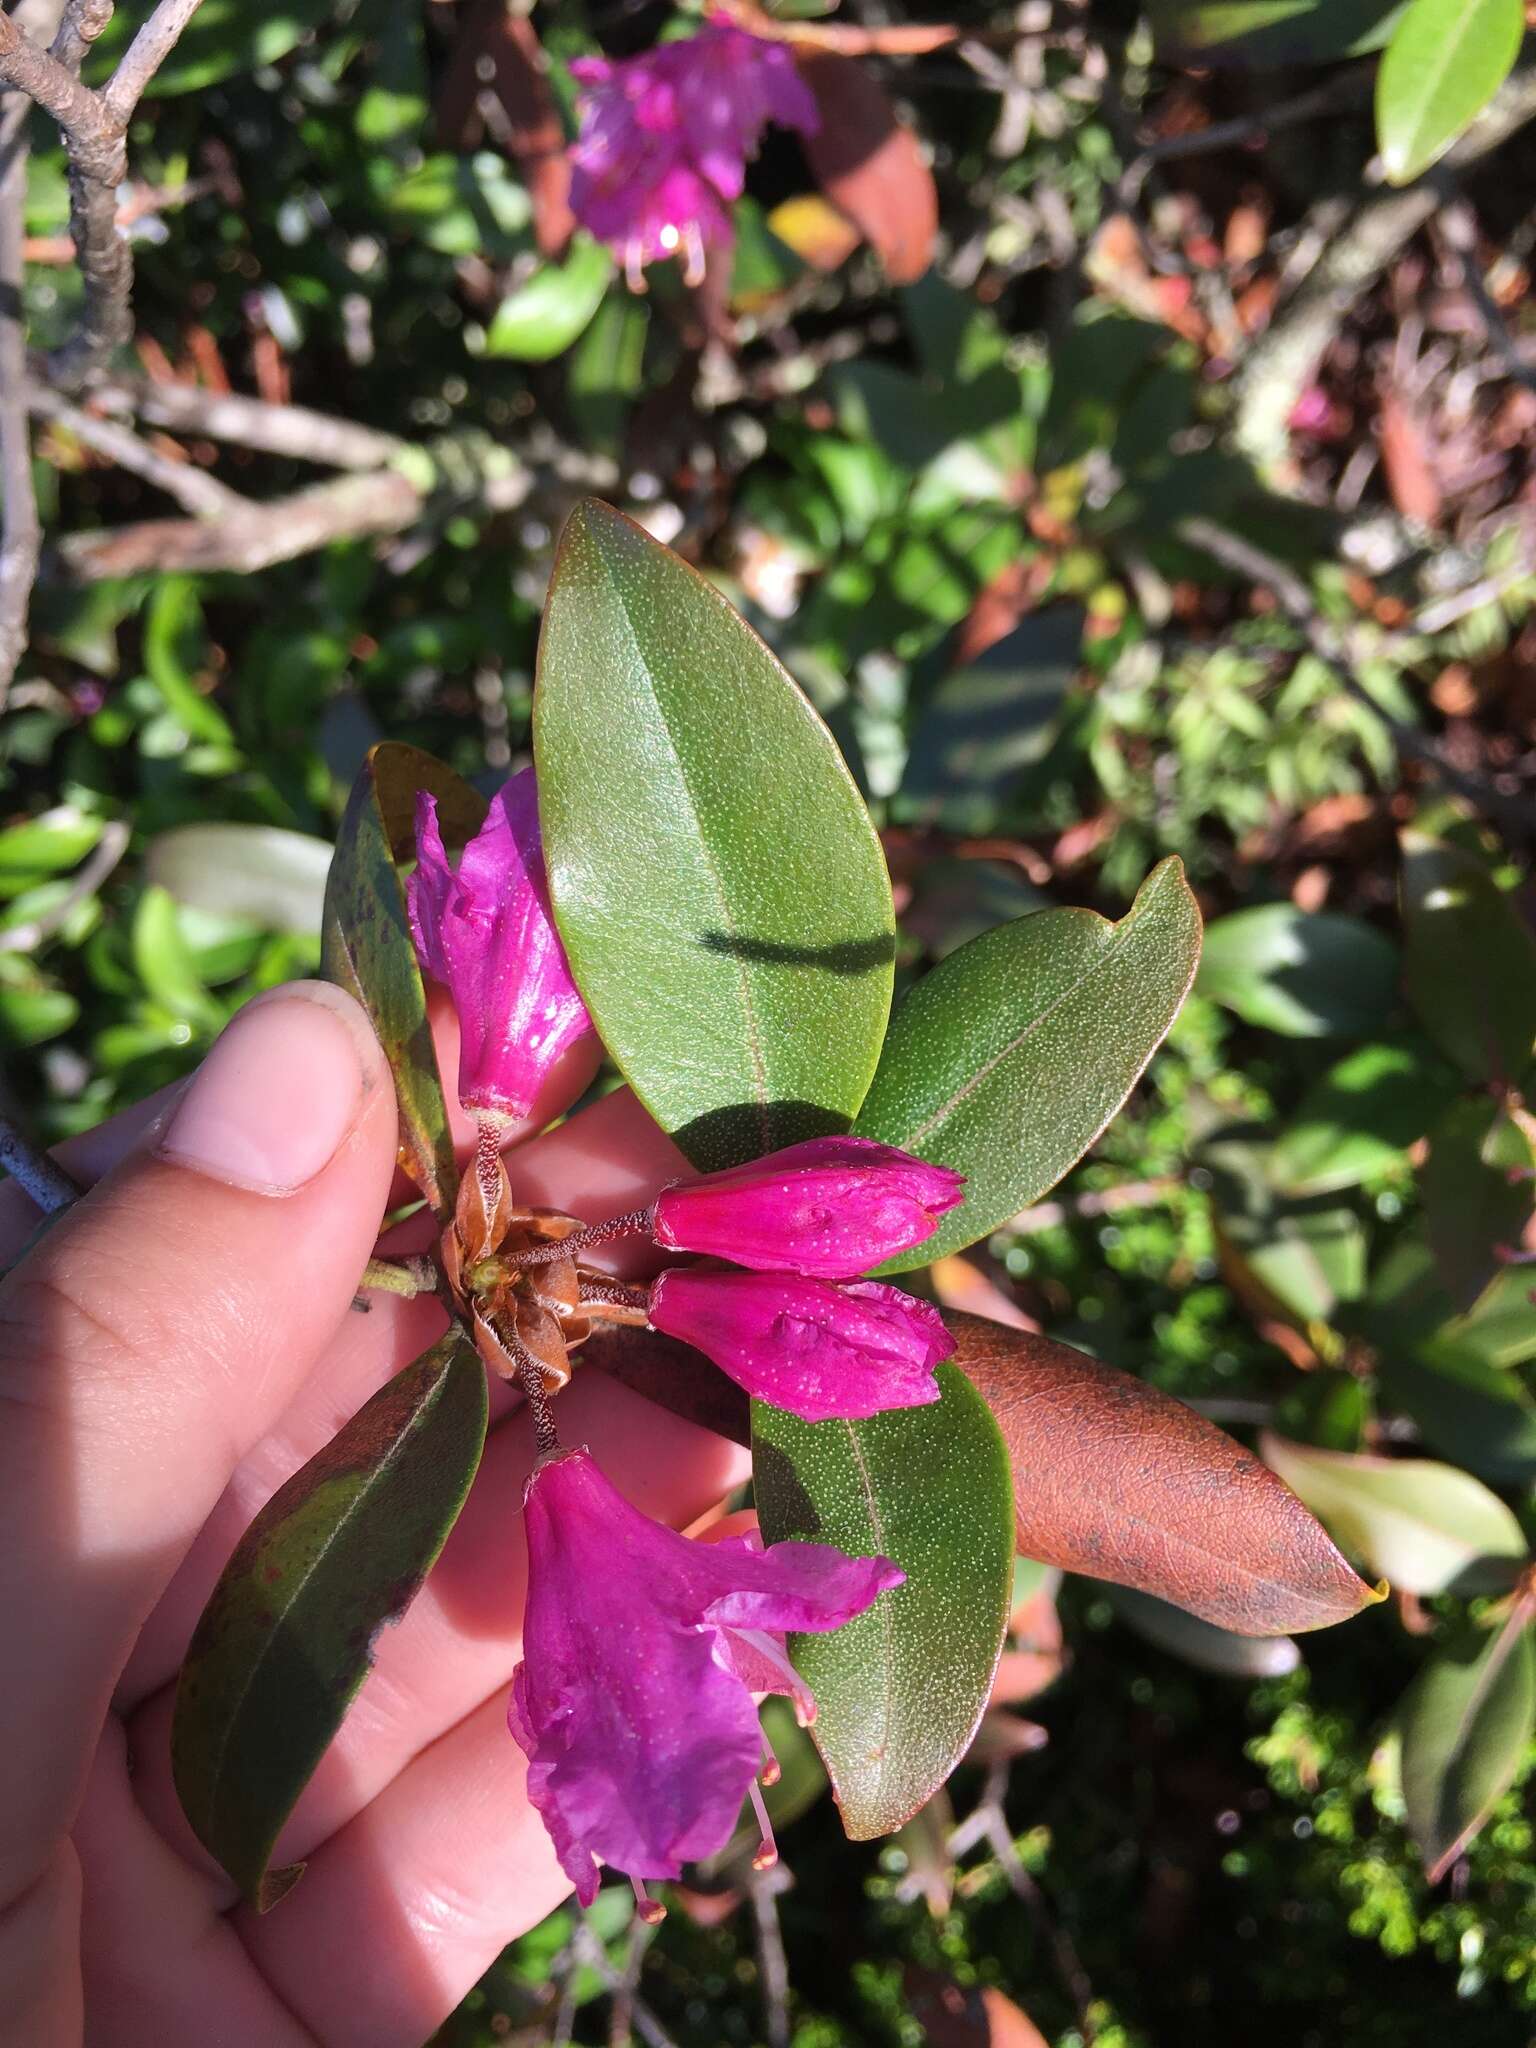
[0,9,114,153]
[30,385,247,515]
[49,0,113,80]
[0,1107,82,1218]
[55,434,530,578]
[96,377,411,469]
[101,0,207,127]
[0,82,40,703]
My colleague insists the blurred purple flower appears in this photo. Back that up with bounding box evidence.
[509,1446,901,1903]
[407,767,596,1125]
[569,20,817,283]
[649,1266,952,1419]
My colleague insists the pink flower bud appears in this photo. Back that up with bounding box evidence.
[509,1446,901,1901]
[649,1267,952,1420]
[651,1136,965,1279]
[407,768,596,1124]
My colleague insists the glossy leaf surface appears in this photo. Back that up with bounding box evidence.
[952,1315,1382,1633]
[321,743,486,1216]
[856,858,1200,1268]
[1196,903,1399,1038]
[173,1333,488,1908]
[535,500,895,1172]
[1261,1434,1527,1596]
[753,1362,1014,1839]
[1398,1619,1536,1881]
[1376,0,1523,184]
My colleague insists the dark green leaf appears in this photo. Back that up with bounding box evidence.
[752,1363,1014,1838]
[172,1333,488,1908]
[855,859,1201,1268]
[535,499,895,1171]
[1205,1133,1368,1324]
[1401,832,1536,1085]
[1197,903,1399,1038]
[1397,1618,1536,1881]
[1422,1097,1532,1310]
[1376,0,1523,184]
[1381,1346,1536,1486]
[321,744,485,1217]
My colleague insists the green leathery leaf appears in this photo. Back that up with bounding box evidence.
[172,1332,488,1909]
[752,1363,1014,1839]
[854,858,1200,1269]
[482,237,613,361]
[1397,1616,1536,1882]
[1375,0,1523,185]
[321,743,486,1217]
[535,499,895,1172]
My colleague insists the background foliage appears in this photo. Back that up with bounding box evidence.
[3,0,1536,2042]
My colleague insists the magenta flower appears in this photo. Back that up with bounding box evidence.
[569,20,818,281]
[651,1135,965,1279]
[407,767,596,1125]
[509,1446,902,1902]
[649,1267,951,1420]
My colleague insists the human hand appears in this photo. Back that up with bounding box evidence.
[0,981,749,2048]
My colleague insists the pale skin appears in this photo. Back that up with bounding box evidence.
[0,981,749,2047]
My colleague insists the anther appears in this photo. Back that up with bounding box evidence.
[631,1876,666,1924]
[758,1724,782,1788]
[748,1780,778,1871]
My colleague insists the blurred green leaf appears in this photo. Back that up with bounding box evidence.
[1271,1039,1457,1194]
[1375,0,1523,184]
[131,886,222,1030]
[1397,1618,1536,1882]
[1148,0,1404,60]
[1197,904,1399,1038]
[0,808,103,900]
[145,824,333,938]
[856,859,1201,1269]
[483,239,612,361]
[1261,1434,1526,1595]
[90,0,338,93]
[1108,1586,1302,1677]
[1422,1097,1532,1310]
[753,1363,1014,1839]
[535,499,895,1172]
[1401,832,1536,1085]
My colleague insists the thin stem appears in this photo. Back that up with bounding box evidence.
[749,1865,792,2048]
[0,69,38,704]
[498,1321,561,1455]
[0,1109,82,1217]
[506,1208,655,1268]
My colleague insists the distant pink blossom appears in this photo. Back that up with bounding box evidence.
[569,20,818,284]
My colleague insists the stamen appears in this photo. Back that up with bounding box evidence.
[759,1723,782,1788]
[624,241,647,295]
[505,1208,655,1268]
[630,1876,666,1924]
[748,1780,778,1871]
[682,221,706,288]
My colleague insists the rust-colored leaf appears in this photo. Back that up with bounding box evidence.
[795,52,937,285]
[727,2,961,54]
[905,1967,1051,2048]
[950,1312,1384,1635]
[436,0,573,256]
[1378,388,1442,528]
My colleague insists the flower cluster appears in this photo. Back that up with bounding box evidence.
[569,19,818,287]
[409,773,965,1906]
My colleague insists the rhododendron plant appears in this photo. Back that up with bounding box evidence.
[173,501,1370,1967]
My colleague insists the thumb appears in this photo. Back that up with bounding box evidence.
[0,981,397,1910]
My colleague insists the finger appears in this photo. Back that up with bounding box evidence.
[128,1370,752,1885]
[237,1689,567,2048]
[0,982,396,1909]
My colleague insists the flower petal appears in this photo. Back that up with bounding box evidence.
[650,1267,950,1420]
[652,1135,965,1278]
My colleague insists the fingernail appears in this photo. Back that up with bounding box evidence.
[157,982,380,1195]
